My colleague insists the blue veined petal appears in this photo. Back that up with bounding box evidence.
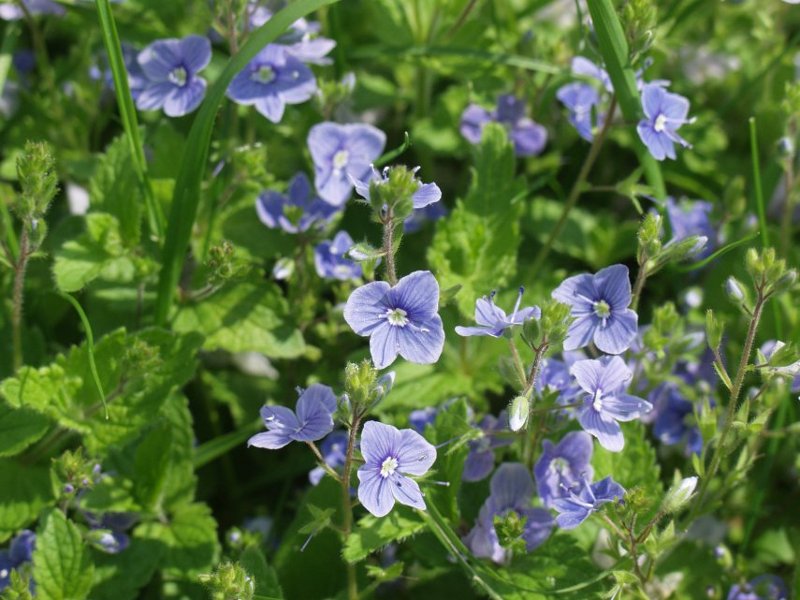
[163,79,206,117]
[343,281,392,335]
[389,474,426,510]
[488,463,534,510]
[369,322,400,369]
[395,428,437,476]
[356,469,395,517]
[579,407,624,452]
[593,264,632,311]
[593,309,638,355]
[396,315,445,366]
[601,393,652,422]
[389,270,440,319]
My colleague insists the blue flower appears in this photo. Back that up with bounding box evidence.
[357,421,437,517]
[409,406,439,433]
[314,231,362,281]
[535,356,581,405]
[85,513,137,554]
[649,382,703,456]
[309,430,348,486]
[727,575,788,600]
[136,35,211,117]
[248,5,336,65]
[534,431,594,508]
[666,197,716,259]
[464,463,554,563]
[0,0,64,20]
[556,82,601,141]
[456,288,540,338]
[92,44,148,101]
[343,270,445,369]
[637,83,693,161]
[308,122,386,206]
[0,530,35,592]
[227,44,316,123]
[552,264,638,355]
[353,166,442,209]
[248,384,337,449]
[404,202,448,233]
[460,94,548,156]
[552,476,625,529]
[463,412,513,482]
[571,357,652,451]
[256,172,339,233]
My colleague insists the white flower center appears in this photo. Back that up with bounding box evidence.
[252,65,276,84]
[592,390,604,412]
[654,114,668,133]
[551,457,569,473]
[380,456,398,478]
[332,149,349,170]
[169,66,188,87]
[385,307,409,327]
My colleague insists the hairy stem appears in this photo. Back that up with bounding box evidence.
[522,342,548,466]
[382,213,398,285]
[692,286,766,515]
[630,260,648,312]
[11,227,29,371]
[507,339,528,388]
[341,416,361,600]
[306,441,342,483]
[530,95,617,276]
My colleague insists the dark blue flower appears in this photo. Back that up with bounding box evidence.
[308,122,386,206]
[571,357,652,452]
[666,197,716,259]
[551,476,625,529]
[309,430,348,486]
[85,513,137,554]
[344,270,445,369]
[637,83,693,161]
[136,35,211,117]
[248,384,337,449]
[256,172,339,233]
[649,382,703,456]
[0,530,35,592]
[464,463,554,563]
[227,44,316,123]
[556,82,601,141]
[534,431,594,508]
[248,5,335,65]
[460,95,548,157]
[463,412,513,482]
[727,575,788,600]
[456,288,540,338]
[552,264,638,355]
[357,421,437,517]
[314,231,362,281]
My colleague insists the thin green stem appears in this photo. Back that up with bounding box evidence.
[779,155,795,258]
[630,260,648,312]
[692,288,766,516]
[382,213,398,285]
[306,441,342,483]
[11,227,29,371]
[530,96,617,275]
[507,339,527,389]
[522,342,548,466]
[341,416,361,600]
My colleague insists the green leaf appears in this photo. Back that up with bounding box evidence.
[173,280,305,359]
[585,0,665,199]
[0,460,54,542]
[0,329,203,453]
[135,502,220,576]
[89,537,164,600]
[343,507,425,563]
[428,123,527,316]
[89,133,143,246]
[52,213,138,293]
[31,509,94,600]
[0,401,50,457]
[241,545,284,599]
[133,422,172,511]
[154,0,341,325]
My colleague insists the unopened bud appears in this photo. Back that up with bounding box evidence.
[508,395,530,432]
[705,309,724,351]
[661,476,698,514]
[724,276,746,305]
[272,257,294,280]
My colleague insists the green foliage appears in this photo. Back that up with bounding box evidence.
[428,123,527,316]
[172,279,305,358]
[90,537,164,600]
[343,507,425,563]
[31,509,94,600]
[0,402,50,457]
[240,545,284,599]
[0,461,53,542]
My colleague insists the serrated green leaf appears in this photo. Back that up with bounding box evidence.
[0,460,54,542]
[241,545,284,599]
[173,280,305,359]
[343,507,425,563]
[0,401,50,457]
[89,133,143,246]
[52,212,139,293]
[428,123,526,316]
[133,422,172,512]
[89,536,165,600]
[31,509,94,600]
[135,502,220,576]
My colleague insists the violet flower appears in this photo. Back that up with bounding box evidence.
[463,412,513,482]
[534,431,594,508]
[460,94,548,156]
[256,172,339,233]
[456,288,540,338]
[309,430,348,486]
[248,384,337,449]
[637,83,693,161]
[0,0,64,20]
[314,231,363,281]
[552,476,625,529]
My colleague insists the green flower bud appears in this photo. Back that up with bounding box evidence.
[660,475,698,514]
[637,212,662,263]
[199,561,255,600]
[724,276,746,306]
[705,309,724,351]
[15,140,58,220]
[508,394,530,432]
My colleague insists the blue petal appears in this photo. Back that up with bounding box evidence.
[593,309,637,355]
[248,430,293,450]
[163,79,206,117]
[389,270,440,319]
[396,315,445,365]
[593,264,632,311]
[395,428,437,475]
[369,322,400,369]
[343,281,392,335]
[489,463,534,510]
[579,408,624,452]
[463,448,495,482]
[357,469,395,517]
[390,474,426,510]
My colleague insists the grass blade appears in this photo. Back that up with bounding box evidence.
[154,0,340,326]
[585,0,666,199]
[94,0,164,239]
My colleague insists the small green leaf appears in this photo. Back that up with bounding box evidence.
[241,545,284,599]
[0,402,50,458]
[31,509,94,600]
[133,423,172,511]
[343,508,425,563]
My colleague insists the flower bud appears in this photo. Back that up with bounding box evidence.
[272,257,294,280]
[770,269,797,296]
[705,310,724,351]
[724,276,746,305]
[508,394,529,432]
[660,476,698,514]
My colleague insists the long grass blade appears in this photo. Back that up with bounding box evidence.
[154,0,340,326]
[585,0,666,200]
[94,0,164,239]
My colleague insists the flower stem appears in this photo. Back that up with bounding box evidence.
[306,441,342,483]
[11,226,30,372]
[381,212,398,285]
[691,285,767,516]
[522,341,548,466]
[507,339,528,388]
[530,95,617,276]
[630,261,648,312]
[340,416,361,600]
